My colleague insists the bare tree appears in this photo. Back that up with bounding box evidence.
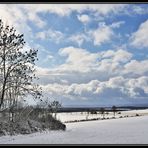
[112,105,117,118]
[0,19,43,134]
[0,19,42,112]
[50,101,61,119]
[100,108,105,119]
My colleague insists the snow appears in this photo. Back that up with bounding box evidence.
[1,110,148,144]
[56,109,148,123]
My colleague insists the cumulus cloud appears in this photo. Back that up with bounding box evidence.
[33,45,148,105]
[124,60,148,76]
[40,76,148,105]
[35,47,136,84]
[130,19,148,48]
[90,22,114,46]
[101,49,133,63]
[58,46,99,73]
[89,21,125,46]
[1,4,147,106]
[35,47,134,84]
[77,14,91,24]
[35,20,124,47]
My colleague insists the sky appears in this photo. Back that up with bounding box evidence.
[0,3,148,107]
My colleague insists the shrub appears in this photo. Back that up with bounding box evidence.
[0,114,66,136]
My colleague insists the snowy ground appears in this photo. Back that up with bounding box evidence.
[0,109,148,144]
[56,109,148,123]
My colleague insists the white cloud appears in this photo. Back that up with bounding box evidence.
[101,50,115,58]
[132,5,148,15]
[33,46,148,105]
[112,49,132,63]
[130,19,148,48]
[26,11,46,28]
[41,54,54,64]
[0,4,45,33]
[35,66,50,77]
[35,47,134,85]
[58,46,99,73]
[68,33,90,46]
[0,5,25,28]
[36,31,46,40]
[110,21,125,28]
[22,4,127,17]
[46,55,54,60]
[86,4,127,16]
[125,76,148,97]
[107,76,125,88]
[77,14,90,24]
[87,21,125,46]
[0,4,40,53]
[1,4,148,106]
[90,23,114,46]
[48,29,64,43]
[36,28,64,44]
[0,4,128,38]
[101,49,132,63]
[33,44,51,55]
[40,76,148,105]
[124,60,148,76]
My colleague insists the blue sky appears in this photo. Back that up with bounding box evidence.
[0,4,148,107]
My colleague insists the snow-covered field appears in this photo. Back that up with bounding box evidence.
[56,109,148,123]
[1,109,148,144]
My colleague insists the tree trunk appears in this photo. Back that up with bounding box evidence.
[0,81,6,109]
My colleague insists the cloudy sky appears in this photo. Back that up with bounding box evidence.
[0,3,148,107]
